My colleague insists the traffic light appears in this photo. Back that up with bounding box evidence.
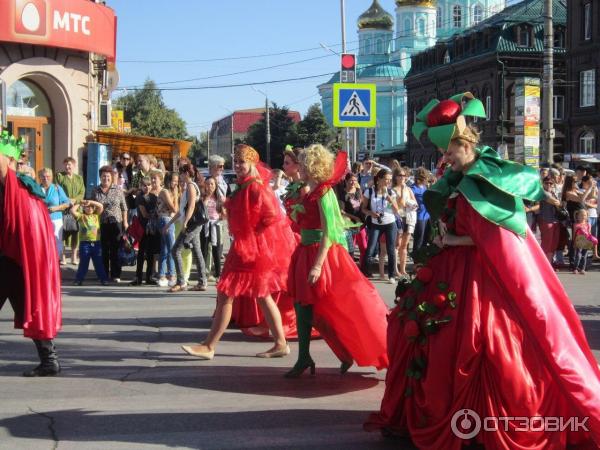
[340,53,356,83]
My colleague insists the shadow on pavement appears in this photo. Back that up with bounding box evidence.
[0,408,412,449]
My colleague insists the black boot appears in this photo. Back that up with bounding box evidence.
[23,339,61,377]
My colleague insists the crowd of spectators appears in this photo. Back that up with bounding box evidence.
[22,147,600,286]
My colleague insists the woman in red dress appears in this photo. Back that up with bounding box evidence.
[365,93,600,449]
[230,147,305,339]
[182,144,295,359]
[285,144,389,378]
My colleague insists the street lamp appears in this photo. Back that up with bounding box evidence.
[222,106,235,169]
[251,86,271,166]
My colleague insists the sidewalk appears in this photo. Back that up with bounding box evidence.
[0,266,598,449]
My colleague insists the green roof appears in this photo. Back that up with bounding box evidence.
[323,61,405,85]
[407,0,567,76]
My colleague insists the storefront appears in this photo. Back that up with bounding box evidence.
[0,0,117,175]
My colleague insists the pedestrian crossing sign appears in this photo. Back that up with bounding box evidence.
[333,83,376,128]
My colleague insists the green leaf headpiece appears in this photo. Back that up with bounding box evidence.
[0,130,25,160]
[412,92,487,151]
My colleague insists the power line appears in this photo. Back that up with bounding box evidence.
[117,40,360,64]
[122,3,519,89]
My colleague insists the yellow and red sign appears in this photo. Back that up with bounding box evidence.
[0,0,117,60]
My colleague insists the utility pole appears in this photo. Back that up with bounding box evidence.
[265,97,271,166]
[340,0,350,157]
[207,127,210,163]
[230,113,235,168]
[542,0,554,164]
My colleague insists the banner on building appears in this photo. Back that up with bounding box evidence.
[514,77,541,168]
[111,109,124,132]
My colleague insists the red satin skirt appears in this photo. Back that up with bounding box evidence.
[365,245,596,449]
[288,242,389,370]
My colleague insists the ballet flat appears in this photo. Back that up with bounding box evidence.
[181,345,214,360]
[256,345,291,358]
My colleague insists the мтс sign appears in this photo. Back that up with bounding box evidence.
[333,83,376,128]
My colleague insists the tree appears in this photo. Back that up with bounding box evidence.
[246,103,298,169]
[188,132,208,166]
[114,79,187,140]
[296,103,335,148]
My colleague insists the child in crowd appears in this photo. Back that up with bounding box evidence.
[573,209,598,275]
[71,200,109,286]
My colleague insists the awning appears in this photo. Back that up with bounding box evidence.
[373,145,408,157]
[95,131,192,171]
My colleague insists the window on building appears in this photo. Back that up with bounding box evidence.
[554,27,565,48]
[443,50,451,63]
[453,5,462,28]
[580,131,595,154]
[376,39,383,53]
[516,25,531,47]
[486,95,492,120]
[473,4,483,25]
[418,18,426,35]
[584,3,592,40]
[437,7,442,28]
[365,38,371,54]
[580,69,596,107]
[404,18,411,35]
[366,128,376,153]
[553,95,564,120]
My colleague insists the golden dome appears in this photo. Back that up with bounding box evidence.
[358,0,394,31]
[395,0,436,8]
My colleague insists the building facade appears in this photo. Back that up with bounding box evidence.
[0,0,117,175]
[209,108,301,164]
[565,0,600,164]
[405,0,567,169]
[318,0,504,160]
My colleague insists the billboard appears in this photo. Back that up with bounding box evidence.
[514,78,541,168]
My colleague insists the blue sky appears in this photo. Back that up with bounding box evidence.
[109,0,383,136]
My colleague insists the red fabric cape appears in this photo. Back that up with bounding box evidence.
[0,169,62,339]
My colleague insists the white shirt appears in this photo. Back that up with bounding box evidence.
[364,187,397,226]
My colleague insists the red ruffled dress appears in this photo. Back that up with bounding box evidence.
[365,195,600,449]
[287,184,389,370]
[217,172,297,336]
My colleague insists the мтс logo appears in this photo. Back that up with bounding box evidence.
[15,0,47,36]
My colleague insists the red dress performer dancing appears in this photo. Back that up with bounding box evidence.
[365,93,600,449]
[182,144,295,359]
[285,144,389,378]
[0,131,62,376]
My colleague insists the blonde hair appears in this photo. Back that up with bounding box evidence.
[38,167,53,178]
[299,144,334,183]
[149,169,164,181]
[452,123,481,147]
[575,209,588,222]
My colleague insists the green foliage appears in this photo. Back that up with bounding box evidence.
[114,79,187,140]
[246,103,298,168]
[188,132,208,166]
[295,103,335,148]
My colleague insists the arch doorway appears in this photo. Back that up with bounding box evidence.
[6,79,53,175]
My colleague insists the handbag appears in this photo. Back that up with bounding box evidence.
[63,211,79,232]
[554,206,569,222]
[188,199,209,229]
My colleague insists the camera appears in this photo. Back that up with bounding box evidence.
[376,212,384,224]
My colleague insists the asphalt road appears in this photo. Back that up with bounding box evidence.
[0,264,599,450]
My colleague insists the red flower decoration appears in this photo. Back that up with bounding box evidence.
[426,100,462,128]
[432,293,447,308]
[416,267,433,283]
[405,321,420,339]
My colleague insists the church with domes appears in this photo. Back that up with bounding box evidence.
[318,0,505,161]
